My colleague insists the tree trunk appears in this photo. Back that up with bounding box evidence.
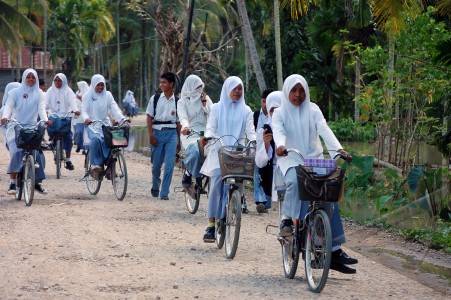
[387,33,395,116]
[151,27,160,95]
[274,0,283,90]
[354,56,360,122]
[236,0,267,92]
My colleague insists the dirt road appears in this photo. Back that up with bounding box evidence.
[0,145,447,299]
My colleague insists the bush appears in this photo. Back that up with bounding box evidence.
[329,118,376,142]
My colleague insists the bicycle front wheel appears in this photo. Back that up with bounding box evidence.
[15,171,23,201]
[304,209,332,293]
[84,152,101,195]
[112,151,128,201]
[23,155,35,207]
[55,139,62,179]
[224,189,242,259]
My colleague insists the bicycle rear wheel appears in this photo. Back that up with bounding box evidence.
[23,155,35,207]
[84,152,101,195]
[304,209,332,293]
[224,189,242,259]
[112,151,128,201]
[184,177,201,214]
[281,220,300,279]
[55,139,62,179]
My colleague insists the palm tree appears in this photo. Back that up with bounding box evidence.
[0,0,41,54]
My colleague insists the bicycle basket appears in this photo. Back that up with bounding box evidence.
[47,116,72,135]
[102,125,129,148]
[296,164,345,202]
[218,145,256,180]
[15,124,45,150]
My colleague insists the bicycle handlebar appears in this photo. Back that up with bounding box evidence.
[283,148,352,162]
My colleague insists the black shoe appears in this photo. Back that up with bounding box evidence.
[203,226,215,243]
[332,249,358,265]
[65,161,75,171]
[182,173,192,188]
[151,189,159,197]
[35,183,48,194]
[330,261,356,274]
[7,183,16,195]
[82,150,87,155]
[75,147,81,153]
[256,203,267,213]
[160,196,169,200]
[279,219,293,237]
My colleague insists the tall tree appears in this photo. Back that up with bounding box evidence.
[236,0,267,92]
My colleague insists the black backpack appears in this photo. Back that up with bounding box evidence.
[253,110,260,130]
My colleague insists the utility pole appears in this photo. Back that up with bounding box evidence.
[181,0,195,84]
[116,0,122,103]
[43,3,48,86]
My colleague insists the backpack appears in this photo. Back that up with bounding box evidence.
[253,110,260,130]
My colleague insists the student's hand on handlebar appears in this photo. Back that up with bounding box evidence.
[84,118,92,125]
[276,146,287,156]
[74,111,81,116]
[46,119,53,126]
[338,149,352,162]
[181,127,190,136]
[0,118,7,125]
[199,137,208,147]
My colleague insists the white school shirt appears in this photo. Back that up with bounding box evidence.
[146,93,178,130]
[200,104,256,177]
[177,95,213,149]
[81,91,124,124]
[46,87,78,115]
[2,89,48,125]
[256,109,270,130]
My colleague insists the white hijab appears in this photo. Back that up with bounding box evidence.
[46,73,75,111]
[280,74,311,156]
[85,74,107,99]
[123,90,135,105]
[181,75,204,104]
[216,76,247,145]
[265,91,283,125]
[1,82,20,107]
[76,81,89,97]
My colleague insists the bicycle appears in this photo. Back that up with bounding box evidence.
[209,136,256,259]
[48,112,74,179]
[180,129,209,214]
[4,119,46,206]
[82,119,129,201]
[276,148,349,293]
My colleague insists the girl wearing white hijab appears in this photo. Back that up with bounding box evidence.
[272,74,357,273]
[255,91,283,205]
[1,82,21,151]
[74,81,89,152]
[1,69,49,195]
[46,73,79,170]
[122,90,139,117]
[177,74,213,187]
[200,76,256,242]
[81,74,126,172]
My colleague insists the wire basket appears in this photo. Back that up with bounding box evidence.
[218,145,256,180]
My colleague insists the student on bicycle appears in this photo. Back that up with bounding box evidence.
[255,91,283,204]
[272,74,358,274]
[46,73,80,170]
[1,82,20,154]
[1,69,50,194]
[200,76,256,242]
[177,74,213,189]
[81,74,127,177]
[74,81,89,153]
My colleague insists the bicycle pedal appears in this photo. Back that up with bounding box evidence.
[173,186,185,193]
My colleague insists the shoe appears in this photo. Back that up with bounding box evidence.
[151,189,159,197]
[75,146,81,153]
[160,196,169,200]
[279,219,293,237]
[35,183,48,194]
[256,203,267,213]
[182,173,192,188]
[7,183,16,195]
[90,165,103,180]
[203,226,215,243]
[82,150,87,155]
[330,261,356,274]
[65,161,75,171]
[332,249,358,265]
